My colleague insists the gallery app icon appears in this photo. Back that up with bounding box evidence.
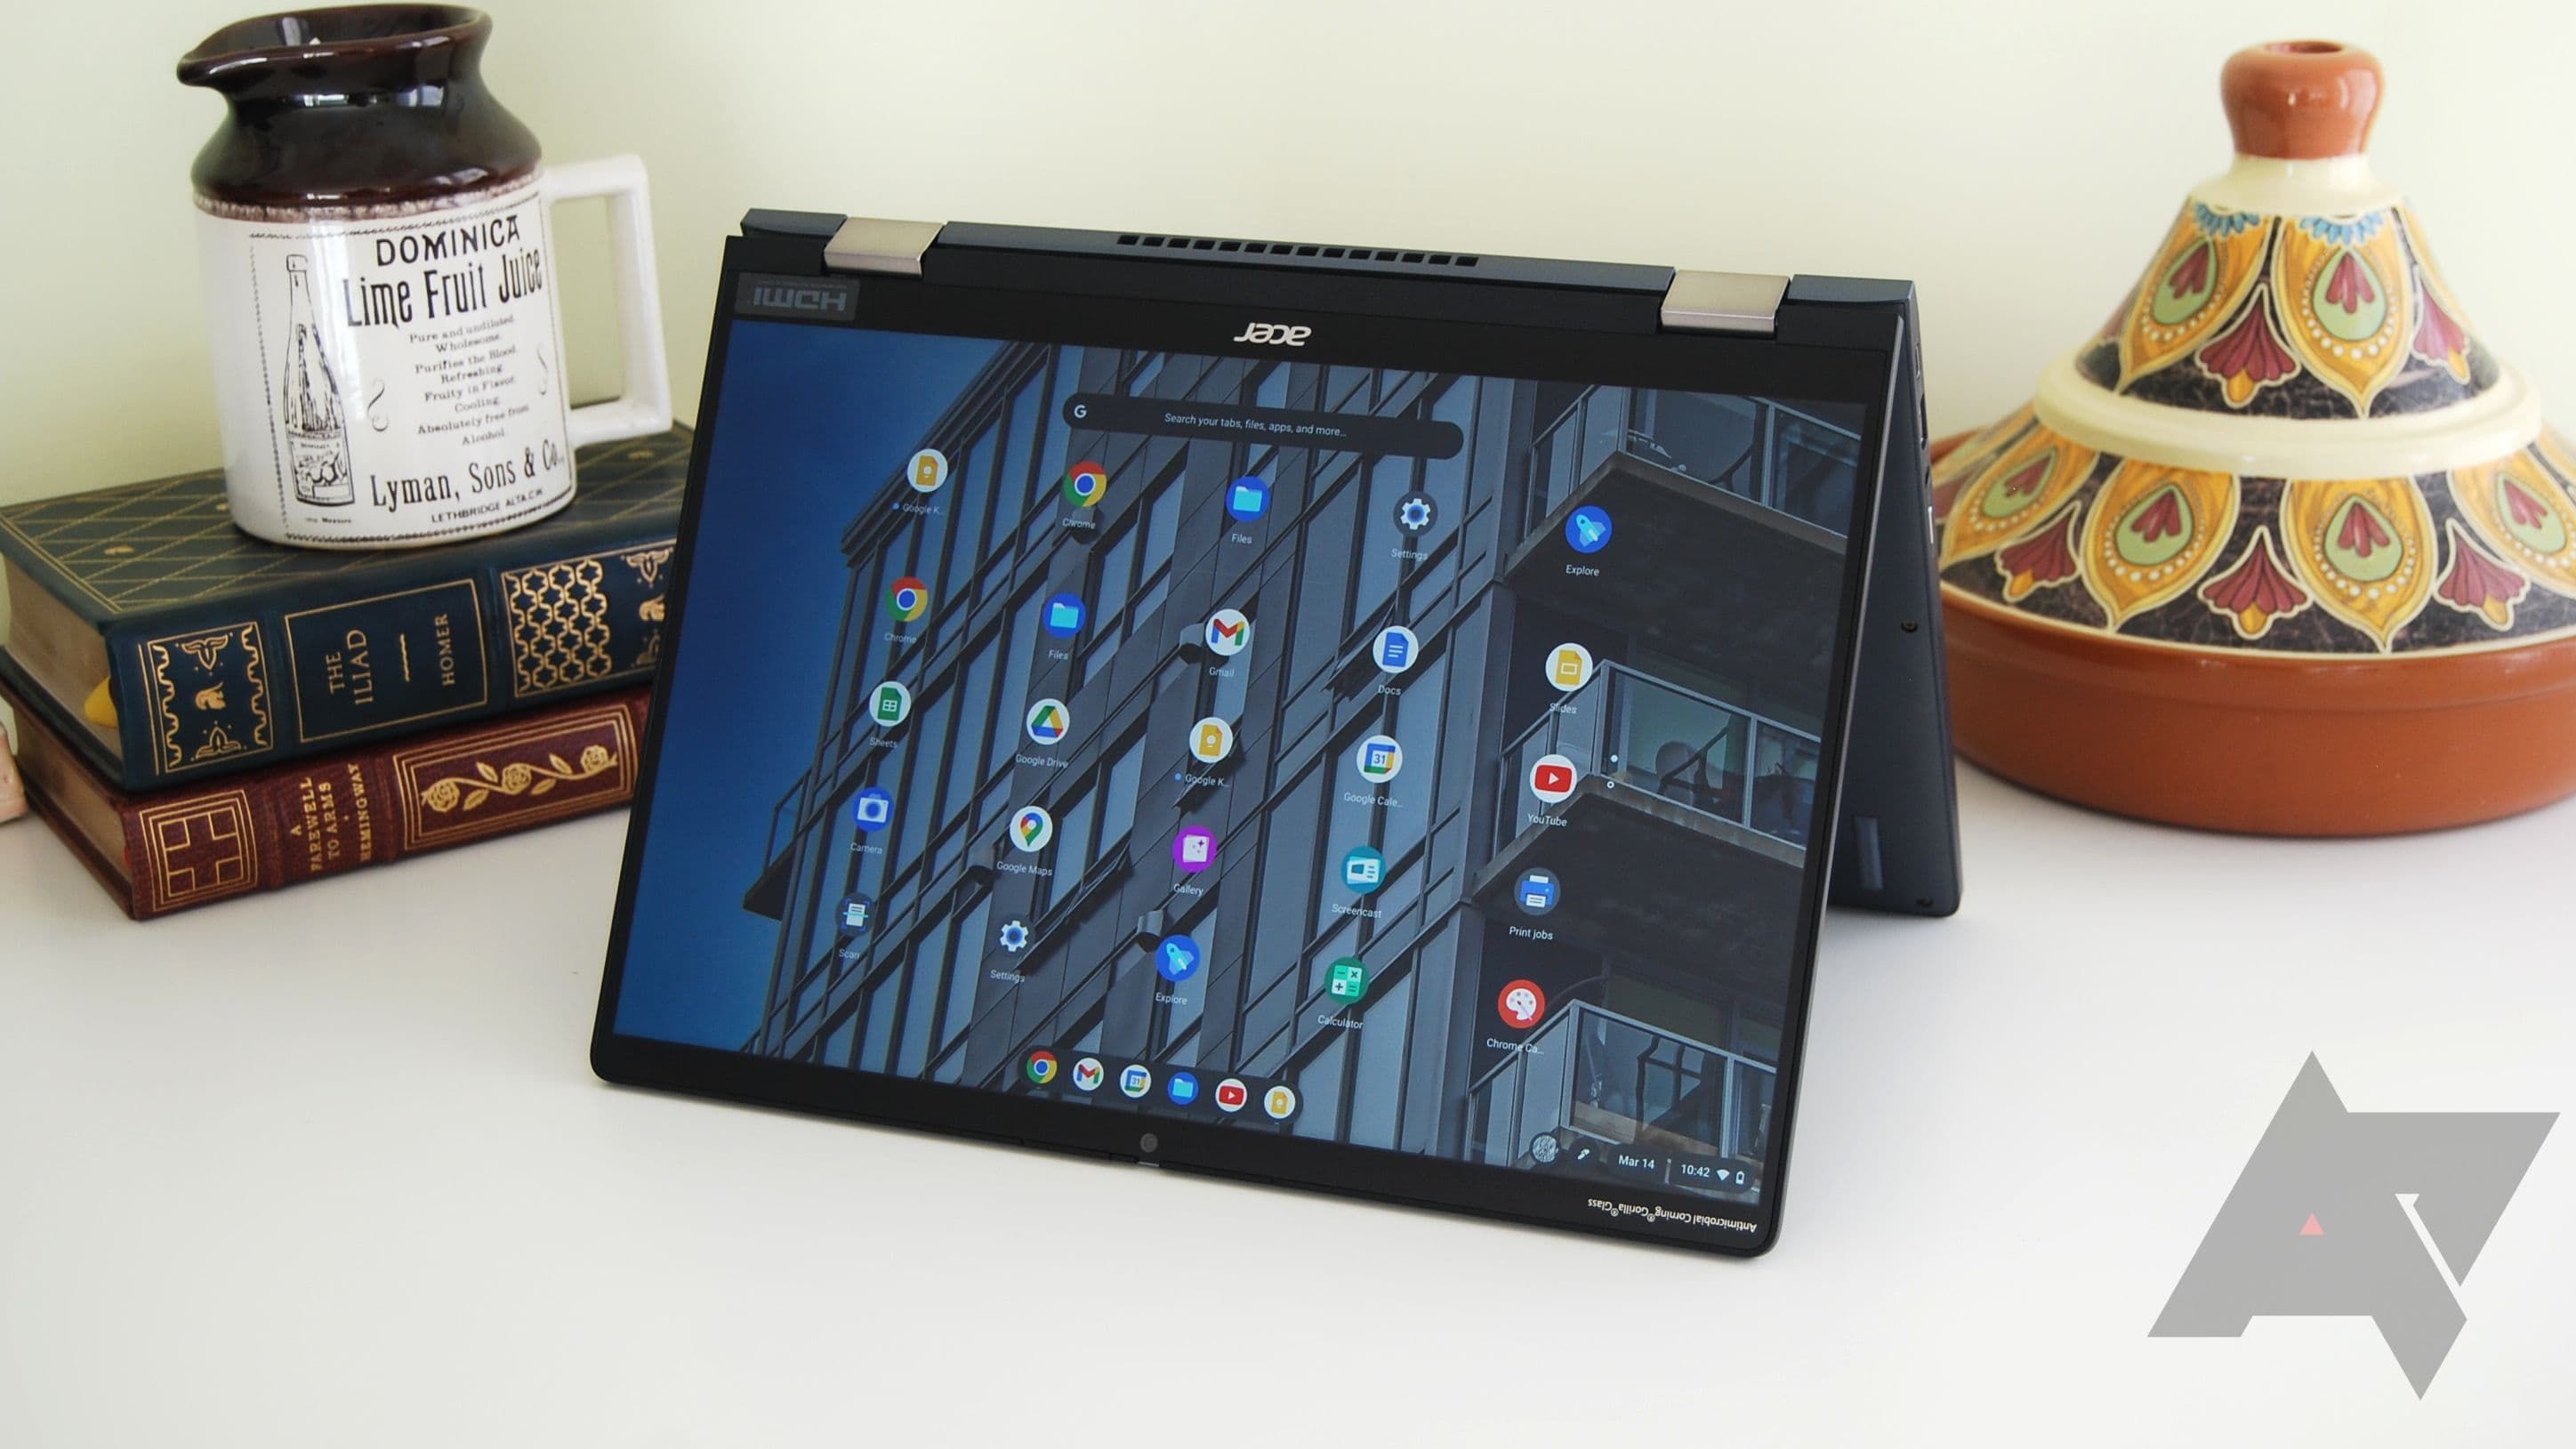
[1025,1050,1059,1085]
[1263,1084,1299,1121]
[1341,844,1386,893]
[1355,734,1404,784]
[1189,717,1235,764]
[851,786,894,832]
[906,447,950,494]
[1227,477,1271,521]
[1566,504,1613,554]
[1063,460,1109,508]
[1205,608,1252,657]
[1010,805,1055,853]
[1214,1077,1250,1114]
[886,575,930,622]
[1119,1064,1154,1099]
[1497,979,1548,1030]
[869,680,913,728]
[1167,1071,1200,1107]
[1373,625,1420,674]
[1043,592,1087,638]
[1173,825,1218,873]
[839,894,873,933]
[1393,491,1436,535]
[1156,933,1203,983]
[1025,698,1070,746]
[1071,1057,1106,1092]
[1326,957,1370,1002]
[1545,642,1594,693]
[1515,867,1560,914]
[1529,753,1580,805]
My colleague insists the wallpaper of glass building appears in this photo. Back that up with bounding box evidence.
[737,340,1857,1200]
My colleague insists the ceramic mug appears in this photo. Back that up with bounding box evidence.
[181,7,671,549]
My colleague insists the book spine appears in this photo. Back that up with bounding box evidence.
[99,532,672,791]
[110,691,648,919]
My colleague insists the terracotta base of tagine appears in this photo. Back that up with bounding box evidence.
[1936,435,2576,835]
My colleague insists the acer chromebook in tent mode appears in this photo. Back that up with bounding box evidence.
[591,212,1960,1255]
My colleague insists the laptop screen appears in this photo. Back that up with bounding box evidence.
[605,312,1868,1234]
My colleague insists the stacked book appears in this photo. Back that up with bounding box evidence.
[0,428,689,918]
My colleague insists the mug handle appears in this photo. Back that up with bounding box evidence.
[541,155,672,449]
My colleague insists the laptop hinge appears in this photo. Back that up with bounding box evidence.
[824,218,946,276]
[1661,270,1791,335]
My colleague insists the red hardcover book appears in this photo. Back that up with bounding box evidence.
[2,664,647,919]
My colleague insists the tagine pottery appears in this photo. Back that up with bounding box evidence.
[1935,40,2576,835]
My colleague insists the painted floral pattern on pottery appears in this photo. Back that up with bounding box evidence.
[1936,40,2576,834]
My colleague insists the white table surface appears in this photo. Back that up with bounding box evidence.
[4,764,2571,1446]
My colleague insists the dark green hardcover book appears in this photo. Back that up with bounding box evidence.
[0,426,689,792]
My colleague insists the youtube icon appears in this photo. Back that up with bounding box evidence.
[1529,753,1579,805]
[1214,1077,1250,1114]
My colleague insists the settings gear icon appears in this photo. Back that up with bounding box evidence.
[1393,492,1436,534]
[996,919,1031,954]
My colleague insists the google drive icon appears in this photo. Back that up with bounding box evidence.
[1025,698,1070,745]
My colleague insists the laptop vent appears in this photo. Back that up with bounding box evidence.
[1114,234,1480,269]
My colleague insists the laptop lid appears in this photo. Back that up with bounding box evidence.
[590,212,1957,1254]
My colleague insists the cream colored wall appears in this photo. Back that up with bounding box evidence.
[3,0,2568,575]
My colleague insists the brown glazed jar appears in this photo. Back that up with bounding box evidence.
[180,5,666,549]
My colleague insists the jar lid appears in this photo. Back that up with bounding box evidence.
[2030,40,2540,479]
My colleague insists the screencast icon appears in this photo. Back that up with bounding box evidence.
[1341,845,1386,893]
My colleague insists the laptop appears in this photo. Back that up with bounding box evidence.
[589,212,1959,1254]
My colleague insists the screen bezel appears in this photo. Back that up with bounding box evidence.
[590,232,1899,1257]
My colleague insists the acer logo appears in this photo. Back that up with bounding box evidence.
[1233,322,1311,347]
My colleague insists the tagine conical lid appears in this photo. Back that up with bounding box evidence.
[1932,40,2576,836]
